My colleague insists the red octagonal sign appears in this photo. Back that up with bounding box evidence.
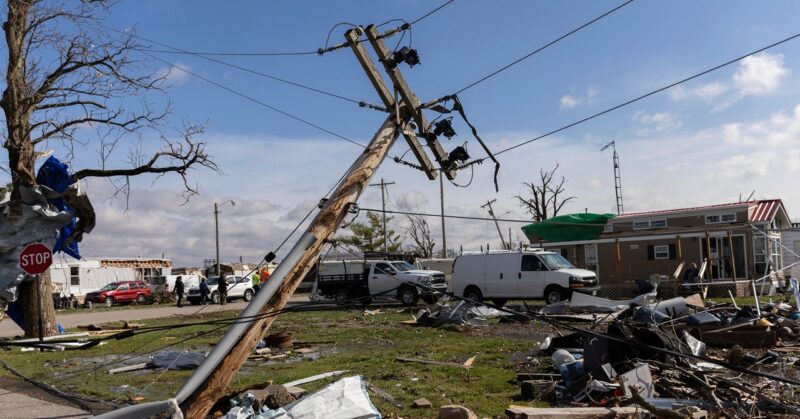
[19,243,53,276]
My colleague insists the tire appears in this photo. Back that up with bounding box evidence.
[104,297,114,307]
[243,289,254,302]
[399,287,419,306]
[136,294,146,304]
[492,299,507,307]
[211,292,220,304]
[421,295,437,305]
[335,289,350,306]
[464,286,483,303]
[544,285,566,305]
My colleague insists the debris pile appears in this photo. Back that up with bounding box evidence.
[511,291,800,418]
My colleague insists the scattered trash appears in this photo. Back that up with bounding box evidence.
[257,376,380,419]
[411,398,432,408]
[264,332,293,349]
[150,351,206,370]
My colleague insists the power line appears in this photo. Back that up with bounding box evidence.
[97,24,378,109]
[458,29,800,161]
[140,51,367,149]
[451,0,634,95]
[410,0,456,25]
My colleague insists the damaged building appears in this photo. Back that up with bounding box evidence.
[525,199,791,297]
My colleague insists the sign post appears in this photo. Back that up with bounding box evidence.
[19,243,53,343]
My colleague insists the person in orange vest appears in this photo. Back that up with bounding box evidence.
[259,266,271,287]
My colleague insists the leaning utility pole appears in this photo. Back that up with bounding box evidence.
[439,170,447,258]
[369,178,395,253]
[150,24,454,419]
[482,199,508,250]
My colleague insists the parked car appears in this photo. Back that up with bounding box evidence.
[451,250,600,305]
[85,280,153,307]
[186,276,254,305]
[313,259,447,306]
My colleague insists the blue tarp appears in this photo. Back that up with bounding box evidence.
[36,156,80,259]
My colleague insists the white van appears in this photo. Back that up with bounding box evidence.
[451,250,599,305]
[150,274,203,297]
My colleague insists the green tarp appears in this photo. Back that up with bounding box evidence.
[522,213,616,243]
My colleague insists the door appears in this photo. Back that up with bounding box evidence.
[518,254,547,297]
[368,262,397,295]
[484,254,518,297]
[585,244,599,273]
[116,283,131,301]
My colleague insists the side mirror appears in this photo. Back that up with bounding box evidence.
[388,269,397,275]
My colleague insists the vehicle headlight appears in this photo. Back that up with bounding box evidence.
[569,276,584,288]
[418,276,432,285]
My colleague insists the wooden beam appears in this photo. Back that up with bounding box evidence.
[345,28,436,180]
[363,25,456,180]
[180,116,401,418]
[615,239,621,285]
[728,230,737,280]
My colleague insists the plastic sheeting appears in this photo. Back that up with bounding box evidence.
[257,376,380,419]
[521,213,615,243]
[151,351,207,370]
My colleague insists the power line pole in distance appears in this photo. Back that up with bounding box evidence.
[481,199,508,250]
[369,178,395,253]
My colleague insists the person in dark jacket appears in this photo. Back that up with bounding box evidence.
[218,275,228,305]
[174,276,185,307]
[199,278,210,305]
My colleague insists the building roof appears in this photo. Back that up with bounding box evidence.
[615,199,787,223]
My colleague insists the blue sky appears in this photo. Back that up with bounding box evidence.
[4,1,800,265]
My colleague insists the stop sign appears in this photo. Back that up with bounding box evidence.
[19,243,53,276]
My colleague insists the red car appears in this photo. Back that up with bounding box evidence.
[85,281,152,307]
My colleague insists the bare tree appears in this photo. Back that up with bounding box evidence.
[396,198,435,258]
[514,164,576,221]
[1,1,219,337]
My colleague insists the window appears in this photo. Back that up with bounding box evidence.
[633,219,667,230]
[653,245,670,260]
[706,213,736,224]
[374,263,395,274]
[754,236,767,274]
[70,266,80,286]
[603,224,613,233]
[118,284,129,291]
[521,255,545,271]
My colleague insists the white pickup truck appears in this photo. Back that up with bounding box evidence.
[313,260,447,306]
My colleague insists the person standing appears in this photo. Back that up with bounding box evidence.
[174,276,185,308]
[199,277,210,305]
[251,271,260,294]
[259,266,271,288]
[218,274,228,305]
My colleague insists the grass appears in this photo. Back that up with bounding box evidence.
[0,307,551,417]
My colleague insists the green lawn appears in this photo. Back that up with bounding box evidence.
[0,308,550,417]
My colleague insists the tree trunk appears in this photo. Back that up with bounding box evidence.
[18,270,57,337]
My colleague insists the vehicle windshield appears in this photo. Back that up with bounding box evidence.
[100,283,119,291]
[391,262,417,272]
[539,254,575,270]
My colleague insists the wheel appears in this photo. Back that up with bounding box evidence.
[104,297,114,307]
[421,295,438,304]
[544,286,566,305]
[136,294,146,304]
[399,287,419,306]
[464,286,483,303]
[492,299,507,307]
[211,292,220,304]
[243,289,254,302]
[335,289,350,306]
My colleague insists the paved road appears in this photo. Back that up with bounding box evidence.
[0,294,314,338]
[0,386,88,419]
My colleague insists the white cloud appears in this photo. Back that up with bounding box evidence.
[671,53,789,111]
[155,62,191,86]
[733,53,789,95]
[633,110,682,133]
[559,87,597,109]
[559,94,581,109]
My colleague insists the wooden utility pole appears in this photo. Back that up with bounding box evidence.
[369,178,395,253]
[179,25,454,419]
[481,199,508,250]
[439,170,447,258]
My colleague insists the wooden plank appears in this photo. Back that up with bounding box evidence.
[395,357,466,368]
[506,405,642,419]
[108,363,150,375]
[180,116,401,418]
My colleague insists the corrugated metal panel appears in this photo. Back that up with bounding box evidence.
[617,201,751,219]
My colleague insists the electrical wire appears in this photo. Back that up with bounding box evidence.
[139,51,367,149]
[451,0,634,95]
[410,0,456,25]
[486,30,800,158]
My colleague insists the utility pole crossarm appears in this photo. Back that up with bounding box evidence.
[363,25,456,181]
[345,28,436,180]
